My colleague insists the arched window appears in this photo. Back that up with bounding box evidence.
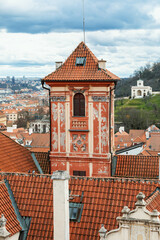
[73,93,85,116]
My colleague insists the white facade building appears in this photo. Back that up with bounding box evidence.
[131,80,152,98]
[30,119,50,133]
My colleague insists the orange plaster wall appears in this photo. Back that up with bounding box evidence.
[93,102,99,153]
[92,161,110,177]
[69,161,90,176]
[59,102,66,152]
[51,102,58,152]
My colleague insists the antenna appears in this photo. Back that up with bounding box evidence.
[83,0,85,44]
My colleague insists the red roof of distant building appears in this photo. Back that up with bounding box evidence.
[146,132,160,151]
[140,149,159,156]
[114,155,158,179]
[43,42,120,82]
[129,129,146,140]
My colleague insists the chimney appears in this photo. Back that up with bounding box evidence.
[55,62,63,70]
[51,171,70,240]
[29,128,33,135]
[98,59,106,70]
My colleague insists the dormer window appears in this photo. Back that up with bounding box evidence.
[75,57,86,66]
[73,93,85,117]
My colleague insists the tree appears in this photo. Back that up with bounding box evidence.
[117,108,151,132]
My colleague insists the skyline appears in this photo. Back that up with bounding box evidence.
[0,0,160,78]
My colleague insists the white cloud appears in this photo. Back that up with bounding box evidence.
[0,29,160,78]
[149,6,160,24]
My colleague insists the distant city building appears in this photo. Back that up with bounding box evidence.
[3,109,18,122]
[30,118,50,133]
[131,79,152,98]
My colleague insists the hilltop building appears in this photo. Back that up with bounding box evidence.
[42,42,120,177]
[131,79,152,98]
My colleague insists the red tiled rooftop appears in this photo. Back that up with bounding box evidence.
[146,132,160,151]
[0,132,39,173]
[31,151,50,174]
[129,129,146,140]
[146,189,160,212]
[114,155,158,179]
[43,42,120,82]
[0,180,21,236]
[1,173,160,239]
[140,149,160,156]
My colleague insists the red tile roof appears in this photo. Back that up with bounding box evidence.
[0,180,21,236]
[140,149,160,156]
[114,131,132,150]
[0,132,39,173]
[1,173,160,239]
[114,155,159,179]
[129,129,146,140]
[146,189,160,212]
[146,132,160,151]
[31,151,50,174]
[43,42,120,82]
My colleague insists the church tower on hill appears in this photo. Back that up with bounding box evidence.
[42,42,120,177]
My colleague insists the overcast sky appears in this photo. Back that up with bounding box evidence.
[0,0,160,78]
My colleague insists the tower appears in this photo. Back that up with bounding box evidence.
[42,42,120,177]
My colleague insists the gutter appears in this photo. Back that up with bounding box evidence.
[41,79,51,174]
[109,80,117,176]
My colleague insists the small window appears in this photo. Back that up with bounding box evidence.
[69,191,84,222]
[75,57,86,66]
[70,206,79,220]
[73,171,86,176]
[73,93,85,116]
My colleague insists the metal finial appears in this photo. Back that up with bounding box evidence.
[83,0,85,44]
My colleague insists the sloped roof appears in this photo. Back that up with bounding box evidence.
[146,189,160,212]
[146,132,160,151]
[114,155,158,179]
[1,173,160,239]
[43,42,120,82]
[114,132,132,150]
[0,132,39,173]
[129,129,146,140]
[140,149,159,156]
[31,151,50,174]
[0,180,21,236]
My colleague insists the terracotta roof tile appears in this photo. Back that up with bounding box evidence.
[129,129,146,140]
[114,155,159,179]
[146,132,160,151]
[31,151,50,174]
[146,189,160,212]
[0,180,21,236]
[140,150,159,156]
[1,173,160,239]
[0,132,39,173]
[43,42,120,82]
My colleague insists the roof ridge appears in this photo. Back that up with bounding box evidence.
[1,172,160,183]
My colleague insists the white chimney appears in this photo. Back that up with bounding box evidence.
[98,59,106,70]
[55,62,63,70]
[51,171,70,240]
[29,128,33,135]
[145,131,149,139]
[119,126,124,133]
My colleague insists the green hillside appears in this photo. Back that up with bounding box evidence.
[115,94,160,131]
[115,62,160,97]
